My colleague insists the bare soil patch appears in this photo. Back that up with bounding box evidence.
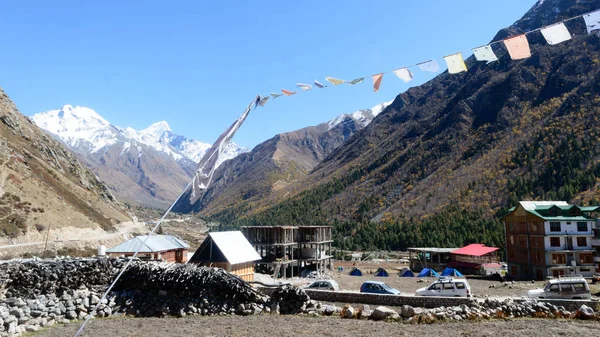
[29,315,600,337]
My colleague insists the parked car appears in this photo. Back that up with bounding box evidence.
[416,277,472,298]
[304,279,339,291]
[360,281,401,295]
[528,275,591,300]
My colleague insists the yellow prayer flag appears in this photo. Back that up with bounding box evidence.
[443,52,467,74]
[325,77,345,85]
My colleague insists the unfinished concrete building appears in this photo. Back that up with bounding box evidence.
[242,226,333,278]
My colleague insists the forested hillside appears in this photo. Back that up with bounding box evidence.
[212,0,600,251]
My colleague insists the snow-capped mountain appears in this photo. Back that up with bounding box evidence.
[32,105,248,165]
[327,100,393,131]
[31,105,249,208]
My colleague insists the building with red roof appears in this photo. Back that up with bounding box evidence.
[448,244,500,274]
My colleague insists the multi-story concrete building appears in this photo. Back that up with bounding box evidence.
[503,201,598,280]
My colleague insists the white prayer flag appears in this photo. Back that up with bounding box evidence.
[443,52,467,74]
[417,60,440,73]
[189,97,258,203]
[393,68,413,83]
[271,92,282,99]
[540,22,571,45]
[296,83,312,91]
[472,45,498,63]
[584,9,600,34]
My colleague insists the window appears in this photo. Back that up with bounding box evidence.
[550,222,561,232]
[550,237,561,247]
[429,283,442,290]
[560,284,574,292]
[443,283,454,290]
[548,284,560,292]
[577,222,588,232]
[580,254,593,264]
[579,268,591,273]
[552,254,566,264]
[577,237,587,246]
[455,282,466,289]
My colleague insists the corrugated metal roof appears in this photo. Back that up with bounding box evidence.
[106,235,190,253]
[209,231,261,264]
[451,244,498,256]
[407,247,457,253]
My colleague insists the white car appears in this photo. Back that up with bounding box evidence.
[304,279,339,291]
[528,275,591,300]
[416,277,472,298]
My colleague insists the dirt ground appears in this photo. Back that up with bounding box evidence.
[287,261,600,299]
[28,315,600,337]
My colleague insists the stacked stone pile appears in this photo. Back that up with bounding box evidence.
[1,258,124,298]
[269,285,311,314]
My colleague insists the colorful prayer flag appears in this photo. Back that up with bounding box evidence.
[443,52,467,74]
[393,68,413,83]
[503,34,531,60]
[372,73,383,92]
[296,83,312,91]
[271,92,282,99]
[584,9,600,34]
[325,77,345,85]
[281,89,296,96]
[314,80,325,88]
[189,97,257,203]
[472,45,498,63]
[348,77,364,85]
[540,22,571,45]
[417,60,440,73]
[258,96,270,106]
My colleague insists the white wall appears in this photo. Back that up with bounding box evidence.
[544,221,592,235]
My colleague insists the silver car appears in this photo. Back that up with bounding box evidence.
[528,275,591,300]
[304,279,339,291]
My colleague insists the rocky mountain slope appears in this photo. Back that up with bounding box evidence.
[204,0,600,250]
[0,88,129,239]
[172,101,391,214]
[32,105,248,208]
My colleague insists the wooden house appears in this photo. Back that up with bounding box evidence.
[106,235,189,263]
[188,231,261,282]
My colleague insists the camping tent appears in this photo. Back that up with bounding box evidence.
[399,268,415,277]
[417,268,439,277]
[349,267,363,276]
[441,267,463,277]
[374,268,389,277]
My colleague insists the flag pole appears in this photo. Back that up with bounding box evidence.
[73,95,260,337]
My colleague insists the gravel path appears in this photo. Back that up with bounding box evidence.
[29,315,600,337]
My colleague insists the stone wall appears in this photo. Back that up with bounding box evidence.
[304,290,473,308]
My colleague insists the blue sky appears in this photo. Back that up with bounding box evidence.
[0,0,537,149]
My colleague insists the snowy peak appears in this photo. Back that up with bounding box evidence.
[327,100,393,130]
[31,106,249,166]
[31,105,117,153]
[140,121,172,139]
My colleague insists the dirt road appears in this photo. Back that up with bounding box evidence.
[30,315,600,337]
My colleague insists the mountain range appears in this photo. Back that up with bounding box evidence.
[32,101,391,210]
[31,105,248,208]
[191,0,600,251]
[0,89,129,239]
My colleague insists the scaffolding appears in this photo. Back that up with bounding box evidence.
[242,226,333,278]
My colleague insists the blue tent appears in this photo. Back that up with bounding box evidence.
[417,268,439,277]
[374,268,389,277]
[441,267,463,277]
[399,269,415,277]
[349,267,363,276]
